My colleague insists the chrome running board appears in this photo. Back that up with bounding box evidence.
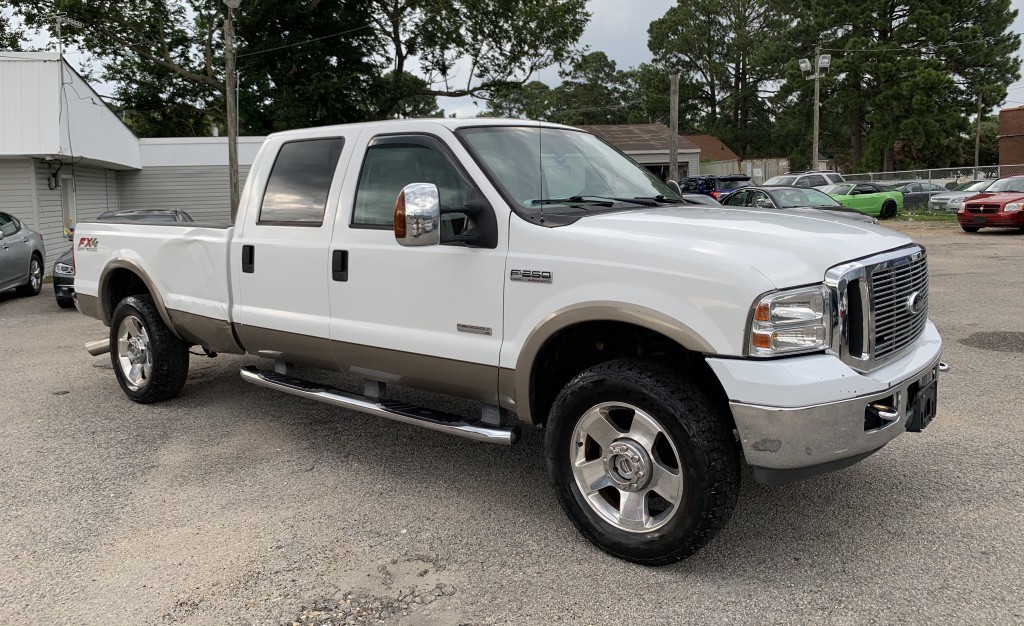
[239,366,518,445]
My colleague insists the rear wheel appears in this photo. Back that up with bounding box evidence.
[109,295,189,403]
[545,359,740,565]
[880,201,898,220]
[15,254,43,297]
[961,225,980,233]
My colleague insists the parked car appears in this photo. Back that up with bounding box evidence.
[957,174,1024,233]
[878,181,946,211]
[0,211,46,300]
[679,174,751,201]
[929,180,992,213]
[721,186,877,223]
[53,209,194,309]
[820,182,903,219]
[677,193,723,205]
[762,171,844,188]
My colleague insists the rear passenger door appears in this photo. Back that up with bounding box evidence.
[231,131,358,368]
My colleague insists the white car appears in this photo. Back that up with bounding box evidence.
[762,171,845,188]
[929,180,992,212]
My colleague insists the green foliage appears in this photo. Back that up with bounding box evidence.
[1,11,25,50]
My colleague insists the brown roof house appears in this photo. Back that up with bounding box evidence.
[575,124,701,180]
[683,135,740,163]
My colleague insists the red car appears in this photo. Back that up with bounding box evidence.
[958,174,1024,233]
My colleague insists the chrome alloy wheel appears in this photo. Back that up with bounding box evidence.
[116,315,152,391]
[29,258,42,292]
[569,402,684,532]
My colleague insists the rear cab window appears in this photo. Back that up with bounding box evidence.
[259,138,345,226]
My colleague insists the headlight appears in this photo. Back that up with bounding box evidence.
[55,262,75,275]
[748,285,831,356]
[1004,203,1021,213]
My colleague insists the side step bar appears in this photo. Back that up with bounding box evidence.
[239,366,519,445]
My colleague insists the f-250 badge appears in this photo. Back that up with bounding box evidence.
[510,269,552,284]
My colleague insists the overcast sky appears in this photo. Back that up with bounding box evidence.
[14,0,1024,116]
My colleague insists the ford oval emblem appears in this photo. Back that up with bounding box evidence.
[906,291,925,315]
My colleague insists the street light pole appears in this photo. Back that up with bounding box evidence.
[224,0,241,220]
[812,45,821,173]
[799,47,830,172]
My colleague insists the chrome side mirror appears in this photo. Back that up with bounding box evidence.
[394,183,441,247]
[666,180,682,196]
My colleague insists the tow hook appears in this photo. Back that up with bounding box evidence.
[938,361,950,373]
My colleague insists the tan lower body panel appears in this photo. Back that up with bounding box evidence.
[168,309,245,354]
[235,324,502,406]
[76,293,103,321]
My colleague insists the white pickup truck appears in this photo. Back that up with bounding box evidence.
[72,118,945,565]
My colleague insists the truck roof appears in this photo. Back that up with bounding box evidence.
[267,117,581,141]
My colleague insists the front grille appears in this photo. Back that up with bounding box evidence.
[965,204,1000,213]
[870,253,928,361]
[826,246,929,371]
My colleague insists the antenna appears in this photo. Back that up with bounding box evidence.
[538,118,544,223]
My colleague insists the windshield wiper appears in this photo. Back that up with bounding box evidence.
[526,196,615,208]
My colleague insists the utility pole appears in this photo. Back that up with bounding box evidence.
[975,93,983,180]
[224,0,241,220]
[669,73,679,182]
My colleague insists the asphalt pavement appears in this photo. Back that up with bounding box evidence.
[0,221,1022,624]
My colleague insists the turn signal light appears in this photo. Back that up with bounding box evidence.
[393,192,407,238]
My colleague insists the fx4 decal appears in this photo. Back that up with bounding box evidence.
[78,237,99,251]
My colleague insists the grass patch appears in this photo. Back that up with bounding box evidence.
[894,209,958,222]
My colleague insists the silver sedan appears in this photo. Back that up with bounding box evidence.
[0,212,46,299]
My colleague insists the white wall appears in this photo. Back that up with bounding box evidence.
[118,165,251,223]
[0,54,61,157]
[0,157,37,227]
[33,160,120,268]
[57,63,141,169]
[139,137,265,167]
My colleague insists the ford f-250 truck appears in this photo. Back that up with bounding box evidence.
[72,119,946,565]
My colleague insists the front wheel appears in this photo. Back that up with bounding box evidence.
[110,295,190,403]
[961,225,980,233]
[545,359,740,565]
[15,255,43,297]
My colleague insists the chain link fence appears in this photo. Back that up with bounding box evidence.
[843,165,1024,212]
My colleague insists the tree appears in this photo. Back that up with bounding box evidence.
[789,0,1021,170]
[648,0,792,157]
[367,0,588,117]
[1,11,25,50]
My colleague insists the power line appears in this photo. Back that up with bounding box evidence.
[235,23,375,59]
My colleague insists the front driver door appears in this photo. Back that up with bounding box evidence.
[326,129,507,405]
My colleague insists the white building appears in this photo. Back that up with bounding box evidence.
[0,52,263,271]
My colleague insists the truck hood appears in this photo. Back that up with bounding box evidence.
[577,205,913,287]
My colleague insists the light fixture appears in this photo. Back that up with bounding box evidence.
[223,0,241,8]
[818,54,831,69]
[798,58,812,73]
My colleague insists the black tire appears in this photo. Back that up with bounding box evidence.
[961,225,980,233]
[109,295,189,403]
[545,358,740,566]
[56,297,76,309]
[880,201,897,220]
[15,254,43,297]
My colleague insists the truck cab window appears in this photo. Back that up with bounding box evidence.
[352,142,475,229]
[259,138,344,225]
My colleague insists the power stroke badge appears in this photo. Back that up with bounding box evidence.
[510,269,552,284]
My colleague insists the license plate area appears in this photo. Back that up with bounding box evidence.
[972,216,986,223]
[906,378,938,432]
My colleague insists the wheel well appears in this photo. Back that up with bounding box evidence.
[104,268,151,319]
[529,321,732,428]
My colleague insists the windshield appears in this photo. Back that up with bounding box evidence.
[458,126,679,212]
[985,177,1024,193]
[772,188,841,208]
[821,184,854,195]
[719,179,750,190]
[956,180,991,192]
[763,175,798,186]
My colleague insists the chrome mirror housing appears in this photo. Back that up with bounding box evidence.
[394,183,441,247]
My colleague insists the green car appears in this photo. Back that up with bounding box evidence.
[821,183,903,219]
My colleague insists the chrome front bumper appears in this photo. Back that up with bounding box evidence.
[707,321,944,484]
